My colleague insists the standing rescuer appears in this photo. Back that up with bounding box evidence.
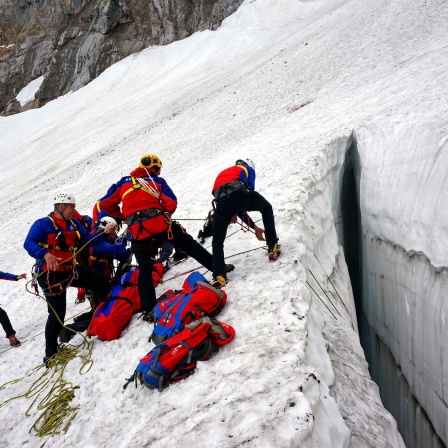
[99,153,217,321]
[24,192,116,365]
[0,270,27,347]
[211,158,281,288]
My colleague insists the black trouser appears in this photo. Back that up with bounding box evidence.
[212,189,278,278]
[0,306,15,338]
[65,310,93,336]
[131,221,214,313]
[37,265,111,358]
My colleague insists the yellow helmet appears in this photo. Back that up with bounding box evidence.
[139,154,163,170]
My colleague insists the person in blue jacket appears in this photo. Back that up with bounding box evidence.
[58,216,132,343]
[0,270,27,347]
[211,158,280,288]
[24,192,117,365]
[88,216,131,277]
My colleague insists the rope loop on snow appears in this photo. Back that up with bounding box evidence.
[1,287,95,437]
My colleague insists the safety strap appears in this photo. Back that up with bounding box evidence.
[122,176,160,201]
[239,165,249,180]
[38,242,75,251]
[111,295,135,310]
[48,215,82,241]
[165,214,173,241]
[43,216,81,275]
[89,255,107,263]
[46,271,75,296]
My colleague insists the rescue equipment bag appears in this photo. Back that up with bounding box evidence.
[88,264,165,341]
[125,317,235,391]
[88,282,139,341]
[150,271,227,344]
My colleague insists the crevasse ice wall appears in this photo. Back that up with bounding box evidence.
[299,134,406,446]
[328,126,448,445]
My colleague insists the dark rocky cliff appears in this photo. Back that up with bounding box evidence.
[0,0,243,115]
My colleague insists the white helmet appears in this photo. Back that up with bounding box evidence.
[53,192,76,205]
[96,216,117,229]
[236,158,255,169]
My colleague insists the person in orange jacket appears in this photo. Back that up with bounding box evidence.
[211,158,280,288]
[99,153,216,321]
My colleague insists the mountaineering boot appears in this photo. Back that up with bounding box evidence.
[142,310,155,323]
[225,264,235,273]
[268,243,281,261]
[43,357,51,369]
[58,328,74,344]
[211,275,227,289]
[8,334,21,347]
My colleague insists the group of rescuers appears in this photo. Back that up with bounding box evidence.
[3,154,280,366]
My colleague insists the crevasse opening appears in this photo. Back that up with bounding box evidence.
[339,138,445,448]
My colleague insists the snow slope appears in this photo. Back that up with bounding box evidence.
[1,0,447,446]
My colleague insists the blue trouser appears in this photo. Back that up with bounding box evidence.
[157,241,175,263]
[212,189,278,279]
[0,306,15,338]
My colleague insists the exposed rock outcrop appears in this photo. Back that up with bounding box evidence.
[0,0,243,115]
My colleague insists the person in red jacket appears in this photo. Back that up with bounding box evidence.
[99,153,216,320]
[0,270,27,347]
[24,192,117,364]
[211,158,280,288]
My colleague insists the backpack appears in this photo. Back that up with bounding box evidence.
[87,265,164,341]
[150,271,227,345]
[125,317,235,391]
[116,263,164,289]
[197,210,214,244]
[116,266,139,287]
[88,283,140,341]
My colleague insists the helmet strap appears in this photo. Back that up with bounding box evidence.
[54,203,68,220]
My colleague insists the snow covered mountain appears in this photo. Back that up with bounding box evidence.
[0,0,447,446]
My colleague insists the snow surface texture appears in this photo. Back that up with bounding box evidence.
[1,0,446,446]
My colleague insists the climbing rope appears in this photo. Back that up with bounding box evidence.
[313,253,351,315]
[3,232,107,437]
[168,218,209,221]
[0,305,90,356]
[0,331,93,437]
[203,217,262,250]
[307,268,342,318]
[306,279,338,320]
[160,245,267,283]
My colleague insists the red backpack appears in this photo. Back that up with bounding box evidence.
[125,317,235,391]
[150,271,227,344]
[88,265,164,341]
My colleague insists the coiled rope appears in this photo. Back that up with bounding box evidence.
[0,231,108,437]
[0,331,93,437]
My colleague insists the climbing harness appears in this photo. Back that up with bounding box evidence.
[164,213,174,241]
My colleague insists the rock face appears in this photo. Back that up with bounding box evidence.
[0,0,243,115]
